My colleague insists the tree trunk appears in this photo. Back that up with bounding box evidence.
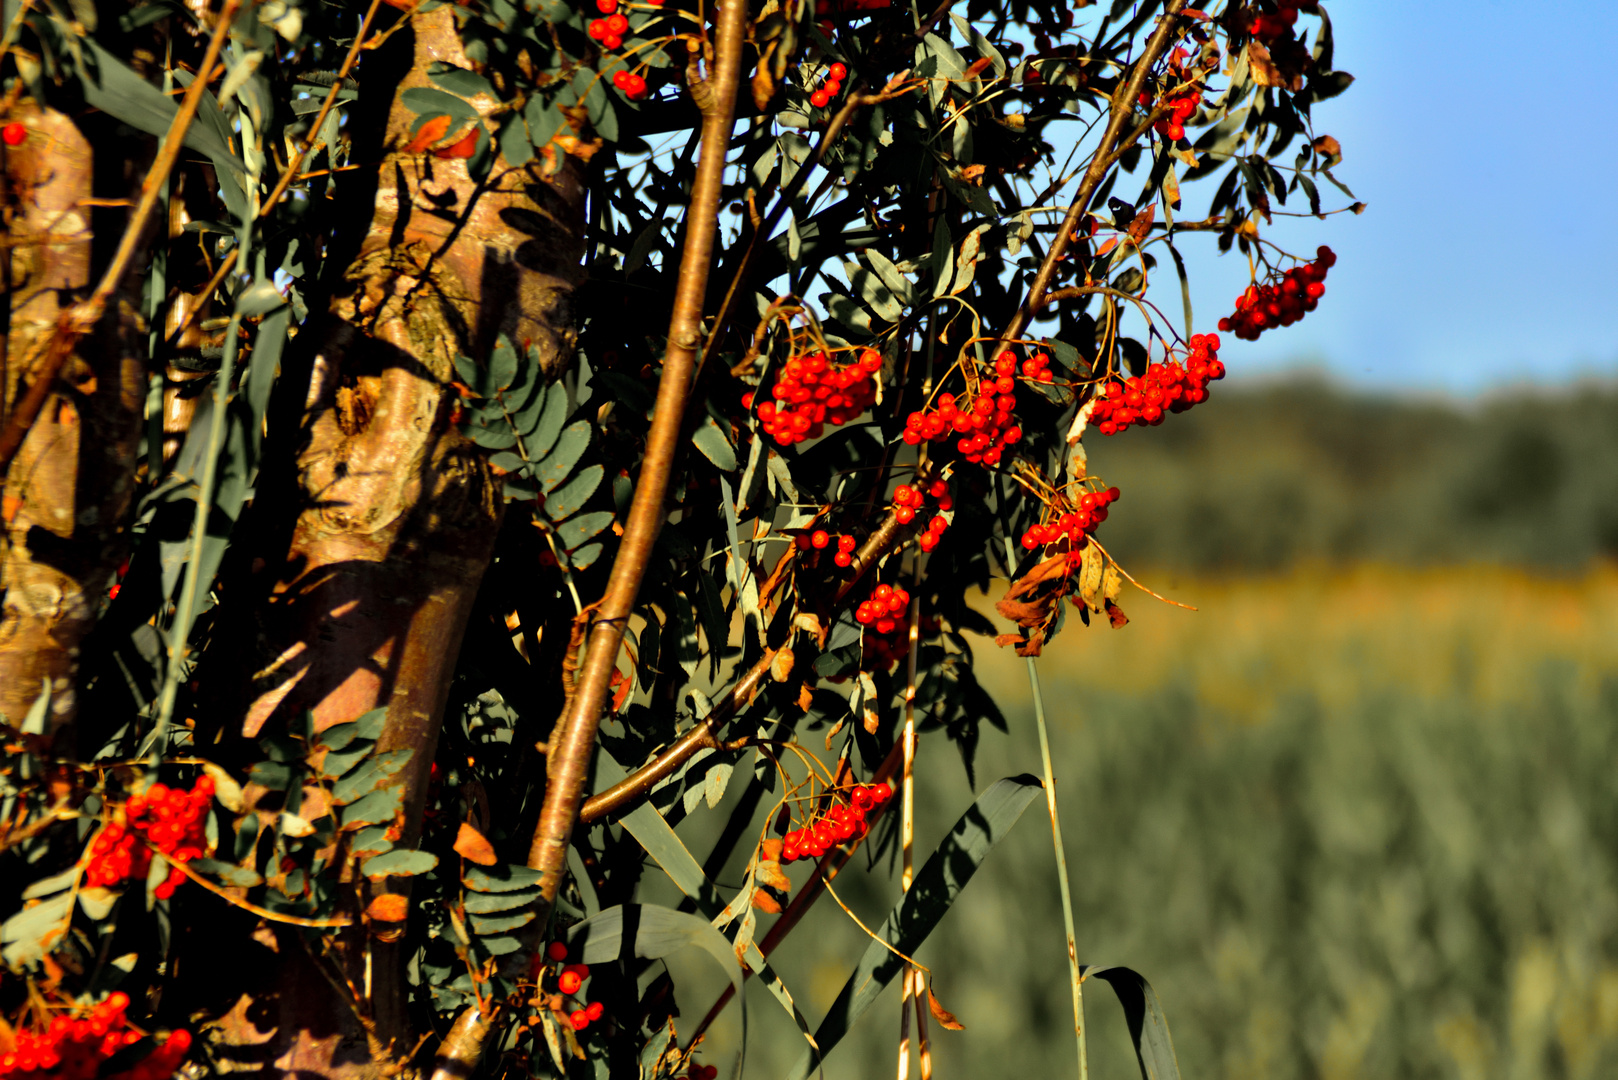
[0,104,143,738]
[191,6,586,1075]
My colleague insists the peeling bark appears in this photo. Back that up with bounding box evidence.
[0,104,143,736]
[192,7,585,1075]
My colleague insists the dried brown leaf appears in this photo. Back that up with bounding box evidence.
[365,893,410,922]
[927,984,966,1030]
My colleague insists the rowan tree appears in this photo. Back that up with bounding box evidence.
[0,0,1355,1077]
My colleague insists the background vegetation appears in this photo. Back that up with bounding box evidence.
[658,379,1618,1079]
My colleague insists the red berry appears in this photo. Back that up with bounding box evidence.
[548,941,569,962]
[829,62,847,80]
[810,89,830,108]
[1,122,23,147]
[570,1010,589,1031]
[586,1001,604,1021]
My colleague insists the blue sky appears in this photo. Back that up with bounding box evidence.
[1156,0,1618,394]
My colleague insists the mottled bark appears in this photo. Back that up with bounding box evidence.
[0,105,144,736]
[196,6,585,1076]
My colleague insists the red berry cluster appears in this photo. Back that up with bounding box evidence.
[795,529,861,568]
[1,122,24,147]
[854,583,910,634]
[586,6,629,50]
[891,480,953,552]
[901,349,1041,466]
[1249,2,1305,42]
[0,994,191,1080]
[684,1065,719,1080]
[1138,46,1207,143]
[1217,246,1336,341]
[610,69,649,100]
[809,62,847,110]
[780,783,891,862]
[541,942,604,1032]
[1090,335,1224,435]
[751,348,882,446]
[1019,487,1119,553]
[86,777,215,899]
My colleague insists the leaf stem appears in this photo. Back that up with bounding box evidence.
[1004,535,1089,1080]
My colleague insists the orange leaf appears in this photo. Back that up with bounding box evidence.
[366,893,410,921]
[927,984,966,1030]
[1,494,22,524]
[796,682,815,712]
[760,837,783,862]
[757,860,792,894]
[433,128,479,159]
[404,114,451,153]
[453,822,499,865]
[751,888,782,913]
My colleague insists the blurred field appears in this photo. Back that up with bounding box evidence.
[685,562,1618,1080]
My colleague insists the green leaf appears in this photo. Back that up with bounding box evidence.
[863,248,914,305]
[361,850,439,878]
[479,934,524,956]
[428,62,496,100]
[464,864,544,893]
[464,887,542,914]
[780,776,1043,1080]
[341,787,404,829]
[692,418,739,472]
[467,423,519,451]
[518,382,564,446]
[488,335,520,393]
[1084,966,1184,1080]
[401,86,479,126]
[470,911,536,935]
[319,740,376,779]
[842,261,905,323]
[557,511,613,551]
[351,827,394,857]
[544,463,603,520]
[532,420,591,493]
[22,866,78,900]
[1,891,72,967]
[498,114,534,167]
[330,750,413,805]
[80,41,246,171]
[566,542,604,570]
[246,761,293,790]
[526,94,566,150]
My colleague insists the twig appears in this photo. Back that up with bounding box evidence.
[0,0,241,479]
[991,0,1191,358]
[258,0,386,218]
[167,855,354,928]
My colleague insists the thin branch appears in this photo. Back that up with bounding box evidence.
[0,0,240,478]
[524,0,751,906]
[577,502,909,824]
[258,0,387,217]
[991,0,1191,357]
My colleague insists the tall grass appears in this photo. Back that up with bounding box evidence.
[705,566,1618,1080]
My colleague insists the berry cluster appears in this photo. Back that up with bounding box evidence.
[1020,487,1119,553]
[1089,334,1225,435]
[2,122,24,147]
[542,942,604,1032]
[86,777,215,899]
[1138,46,1208,143]
[1217,246,1335,341]
[0,994,191,1080]
[1249,2,1304,42]
[684,1065,720,1080]
[891,480,953,552]
[780,783,892,862]
[809,62,847,110]
[587,0,653,98]
[854,583,910,635]
[795,529,861,569]
[750,348,882,446]
[901,349,1041,465]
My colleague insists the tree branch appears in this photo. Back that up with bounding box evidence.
[992,0,1191,355]
[523,0,752,903]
